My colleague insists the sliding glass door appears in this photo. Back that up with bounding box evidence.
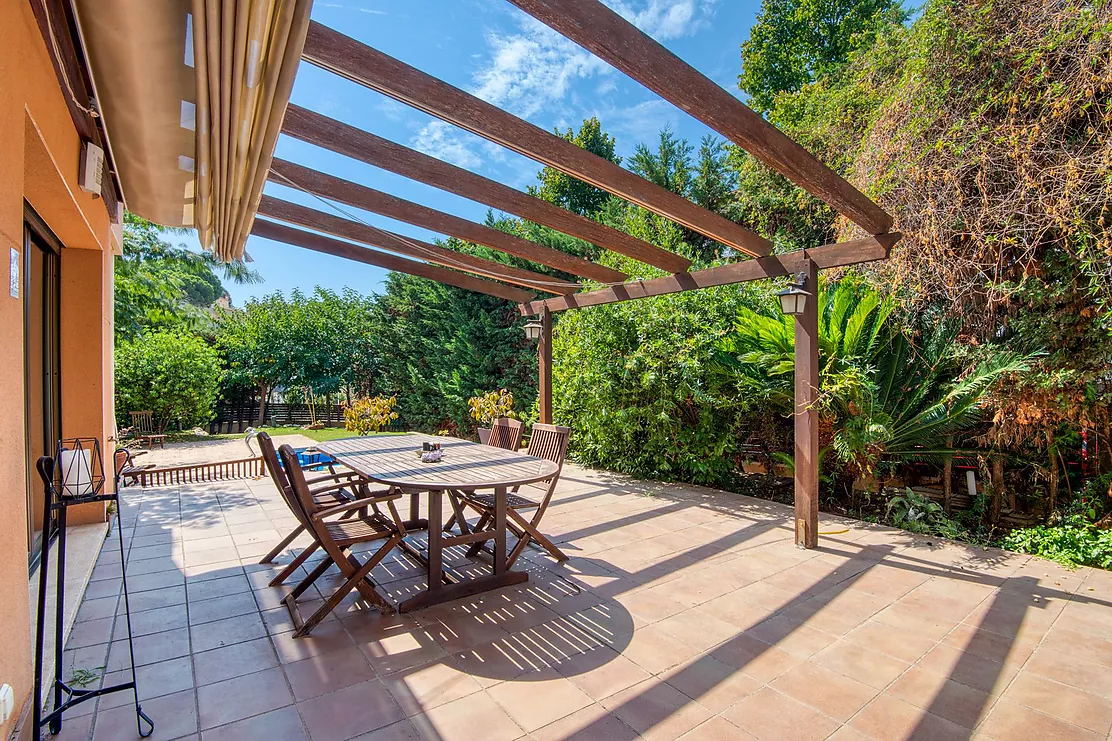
[24,205,62,570]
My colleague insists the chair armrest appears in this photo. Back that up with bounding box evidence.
[305,471,362,486]
[312,493,402,521]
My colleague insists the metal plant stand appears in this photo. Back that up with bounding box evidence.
[31,438,153,740]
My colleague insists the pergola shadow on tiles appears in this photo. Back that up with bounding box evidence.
[252,0,901,549]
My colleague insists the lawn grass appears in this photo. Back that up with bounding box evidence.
[165,426,402,444]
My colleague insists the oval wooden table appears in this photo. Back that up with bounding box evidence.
[317,433,559,612]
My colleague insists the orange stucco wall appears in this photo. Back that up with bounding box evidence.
[1,1,118,736]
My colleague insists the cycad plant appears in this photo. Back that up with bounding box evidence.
[715,278,1029,496]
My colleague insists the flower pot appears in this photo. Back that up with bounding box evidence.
[477,427,491,445]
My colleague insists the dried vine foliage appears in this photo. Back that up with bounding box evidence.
[848,0,1112,311]
[840,0,1112,443]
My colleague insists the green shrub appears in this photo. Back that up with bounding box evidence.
[116,331,223,431]
[885,488,964,540]
[1001,516,1112,570]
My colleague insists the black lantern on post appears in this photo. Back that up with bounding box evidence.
[776,272,812,317]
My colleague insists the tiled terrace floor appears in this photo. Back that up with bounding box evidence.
[54,439,1112,740]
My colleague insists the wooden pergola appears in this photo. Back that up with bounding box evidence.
[254,0,900,549]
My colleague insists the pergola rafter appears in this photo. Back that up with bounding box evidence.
[257,196,577,294]
[251,219,537,303]
[248,0,901,549]
[299,21,775,259]
[268,158,626,283]
[282,104,692,274]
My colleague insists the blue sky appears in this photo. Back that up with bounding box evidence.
[211,0,763,306]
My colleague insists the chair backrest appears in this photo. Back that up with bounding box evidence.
[130,411,156,434]
[278,443,321,521]
[487,417,524,451]
[268,438,314,531]
[527,424,571,469]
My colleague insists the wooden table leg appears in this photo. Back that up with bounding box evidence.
[427,489,443,592]
[494,486,507,576]
[409,490,420,522]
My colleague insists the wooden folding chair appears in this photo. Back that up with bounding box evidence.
[127,411,166,449]
[464,424,571,567]
[256,432,380,585]
[278,444,406,635]
[487,417,524,451]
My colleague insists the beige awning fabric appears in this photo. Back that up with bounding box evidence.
[192,0,313,261]
[73,0,311,261]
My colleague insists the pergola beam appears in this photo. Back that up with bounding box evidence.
[268,159,627,284]
[251,219,537,303]
[257,196,575,295]
[301,22,774,259]
[508,0,894,236]
[282,105,692,274]
[518,234,901,314]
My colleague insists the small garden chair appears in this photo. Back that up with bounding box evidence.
[278,443,406,635]
[464,423,571,567]
[256,431,381,585]
[126,411,166,449]
[487,417,524,451]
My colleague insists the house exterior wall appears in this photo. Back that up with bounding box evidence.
[0,1,118,736]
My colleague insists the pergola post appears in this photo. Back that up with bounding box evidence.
[794,257,820,548]
[538,305,553,424]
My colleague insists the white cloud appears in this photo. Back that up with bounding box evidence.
[405,0,717,174]
[412,120,483,170]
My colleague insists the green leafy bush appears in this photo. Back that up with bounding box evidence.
[115,331,223,430]
[1001,516,1112,570]
[885,488,964,539]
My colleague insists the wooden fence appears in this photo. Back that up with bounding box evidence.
[133,457,266,487]
[207,403,346,434]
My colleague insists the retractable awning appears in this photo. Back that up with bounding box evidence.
[73,0,312,260]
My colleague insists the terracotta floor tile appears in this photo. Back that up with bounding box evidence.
[1025,647,1112,698]
[976,698,1102,741]
[197,667,293,730]
[487,668,594,732]
[1004,672,1112,735]
[411,690,525,741]
[916,643,1019,695]
[743,615,839,659]
[98,655,195,710]
[677,716,758,741]
[298,679,405,741]
[886,665,994,729]
[189,612,267,653]
[271,618,355,665]
[662,655,762,713]
[654,609,740,652]
[721,687,839,741]
[349,719,424,741]
[842,620,939,663]
[93,688,196,741]
[530,703,638,741]
[283,646,377,701]
[848,694,969,741]
[556,647,653,702]
[193,637,278,687]
[381,658,483,716]
[771,662,878,722]
[200,706,309,741]
[359,625,449,676]
[106,628,191,671]
[600,679,714,741]
[621,625,702,675]
[814,640,910,689]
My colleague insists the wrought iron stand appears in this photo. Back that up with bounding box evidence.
[31,439,154,740]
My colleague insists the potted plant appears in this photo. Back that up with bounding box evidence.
[467,389,515,443]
